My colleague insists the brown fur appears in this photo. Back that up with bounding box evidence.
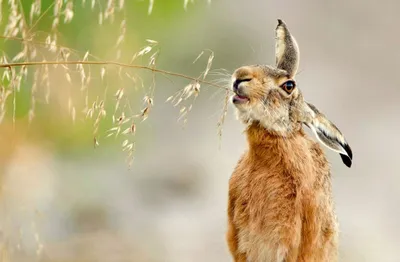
[227,123,338,262]
[226,20,351,261]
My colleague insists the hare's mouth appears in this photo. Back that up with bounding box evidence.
[232,94,250,104]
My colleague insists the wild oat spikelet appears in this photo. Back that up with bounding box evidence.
[64,1,74,23]
[0,0,227,169]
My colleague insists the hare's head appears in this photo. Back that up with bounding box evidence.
[231,19,353,167]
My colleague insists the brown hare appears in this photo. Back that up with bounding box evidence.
[227,19,352,262]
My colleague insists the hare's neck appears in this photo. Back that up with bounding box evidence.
[245,122,305,158]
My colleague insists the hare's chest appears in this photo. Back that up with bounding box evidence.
[230,160,298,222]
[230,163,300,260]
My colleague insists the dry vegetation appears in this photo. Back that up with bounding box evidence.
[0,0,231,166]
[0,1,232,260]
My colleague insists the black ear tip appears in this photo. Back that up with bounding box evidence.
[343,143,353,160]
[340,153,352,168]
[277,19,284,26]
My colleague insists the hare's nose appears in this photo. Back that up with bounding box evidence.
[233,80,240,93]
[233,78,251,93]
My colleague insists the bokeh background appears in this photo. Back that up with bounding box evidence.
[0,0,399,261]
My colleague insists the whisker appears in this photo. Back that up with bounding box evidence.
[208,88,225,101]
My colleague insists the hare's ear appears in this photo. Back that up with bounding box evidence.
[275,19,300,78]
[303,102,353,168]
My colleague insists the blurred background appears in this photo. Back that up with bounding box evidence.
[0,0,399,261]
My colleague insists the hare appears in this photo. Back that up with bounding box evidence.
[226,19,352,262]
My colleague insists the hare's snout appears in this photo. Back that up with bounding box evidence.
[231,66,268,106]
[232,78,251,104]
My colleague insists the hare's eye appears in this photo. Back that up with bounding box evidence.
[281,80,296,94]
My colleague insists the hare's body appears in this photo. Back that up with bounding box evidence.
[227,124,338,262]
[227,20,352,262]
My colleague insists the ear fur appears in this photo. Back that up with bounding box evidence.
[275,19,300,78]
[303,102,353,168]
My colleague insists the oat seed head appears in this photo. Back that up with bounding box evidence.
[0,0,228,174]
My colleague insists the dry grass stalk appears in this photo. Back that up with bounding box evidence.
[0,60,227,90]
[0,0,222,260]
[0,0,233,257]
[0,0,228,166]
[217,89,230,146]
